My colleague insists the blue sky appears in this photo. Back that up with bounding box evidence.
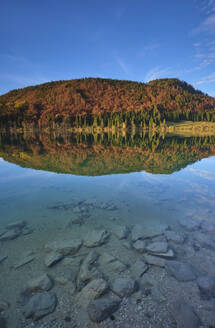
[0,0,215,96]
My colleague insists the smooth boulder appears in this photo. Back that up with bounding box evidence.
[25,274,53,292]
[111,277,137,298]
[23,292,57,320]
[87,297,121,323]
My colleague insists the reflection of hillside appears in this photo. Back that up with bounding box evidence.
[0,132,215,175]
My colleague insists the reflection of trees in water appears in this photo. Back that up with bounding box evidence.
[0,131,215,176]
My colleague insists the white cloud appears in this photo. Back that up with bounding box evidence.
[200,0,215,14]
[144,66,172,82]
[191,14,215,35]
[195,72,215,85]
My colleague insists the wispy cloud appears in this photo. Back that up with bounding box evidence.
[191,14,215,35]
[188,39,215,73]
[138,42,160,58]
[144,66,172,82]
[116,56,130,74]
[187,167,215,180]
[199,0,215,15]
[195,72,215,85]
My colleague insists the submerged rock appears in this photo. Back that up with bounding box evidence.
[146,249,174,259]
[0,256,7,264]
[165,261,197,281]
[113,225,129,240]
[133,240,146,253]
[132,260,148,278]
[22,226,34,235]
[0,229,21,241]
[78,252,102,287]
[100,252,127,273]
[131,223,168,242]
[84,229,110,247]
[87,297,121,323]
[143,254,166,267]
[54,276,75,292]
[197,276,215,300]
[25,274,53,292]
[45,252,63,267]
[45,239,82,255]
[102,252,116,264]
[131,224,145,242]
[146,241,168,254]
[169,299,201,328]
[5,220,26,230]
[109,260,127,273]
[165,231,185,244]
[84,250,100,265]
[23,292,57,320]
[76,279,108,307]
[111,277,138,298]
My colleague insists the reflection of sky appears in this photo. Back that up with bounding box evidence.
[0,155,215,223]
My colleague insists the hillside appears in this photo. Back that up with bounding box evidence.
[0,77,215,127]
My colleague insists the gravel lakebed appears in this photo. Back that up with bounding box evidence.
[0,198,215,328]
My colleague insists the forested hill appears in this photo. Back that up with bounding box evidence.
[0,77,215,126]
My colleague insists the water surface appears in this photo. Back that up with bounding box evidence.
[0,131,215,327]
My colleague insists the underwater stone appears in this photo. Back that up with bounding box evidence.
[45,239,82,255]
[45,252,63,267]
[113,225,129,240]
[5,220,26,230]
[165,261,197,281]
[84,250,100,265]
[84,229,110,247]
[23,292,57,320]
[197,276,215,300]
[133,240,146,253]
[143,254,166,267]
[132,260,148,278]
[131,224,168,242]
[76,278,108,308]
[0,256,7,264]
[25,274,53,292]
[165,231,185,244]
[169,299,201,328]
[146,241,168,254]
[87,297,121,323]
[0,229,21,241]
[111,277,138,298]
[131,224,145,242]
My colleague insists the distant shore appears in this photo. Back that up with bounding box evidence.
[1,121,215,137]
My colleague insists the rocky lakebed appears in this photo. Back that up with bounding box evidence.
[0,198,215,328]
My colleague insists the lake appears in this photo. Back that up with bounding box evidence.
[0,130,215,328]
